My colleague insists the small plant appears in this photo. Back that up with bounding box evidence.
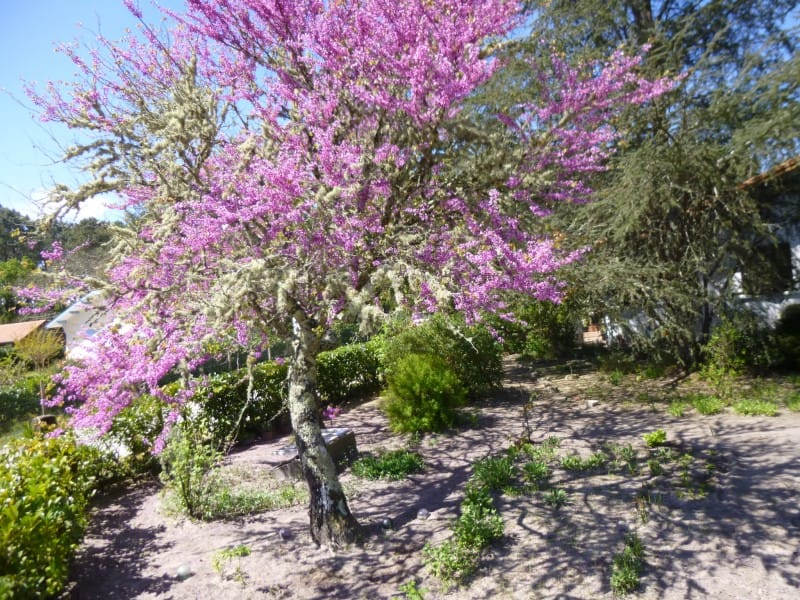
[544,487,568,509]
[212,544,251,583]
[471,455,516,491]
[399,579,426,600]
[560,451,607,471]
[608,370,624,386]
[522,459,551,487]
[647,458,664,477]
[642,429,667,447]
[610,532,645,595]
[690,393,725,416]
[786,392,800,412]
[606,443,638,474]
[733,399,778,416]
[667,399,688,417]
[351,449,425,480]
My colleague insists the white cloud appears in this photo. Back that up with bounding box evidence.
[2,188,122,222]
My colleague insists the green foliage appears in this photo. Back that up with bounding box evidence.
[398,579,426,600]
[489,299,579,359]
[610,533,645,595]
[700,316,773,388]
[383,353,467,433]
[424,483,504,584]
[0,377,42,435]
[212,544,250,583]
[106,394,164,475]
[192,360,288,448]
[351,449,425,480]
[522,458,551,487]
[471,455,516,492]
[198,480,307,520]
[543,487,568,509]
[0,435,106,598]
[642,429,667,448]
[732,399,778,417]
[159,419,222,519]
[689,393,725,416]
[317,340,383,404]
[786,392,800,412]
[381,314,502,399]
[667,399,689,417]
[560,451,607,471]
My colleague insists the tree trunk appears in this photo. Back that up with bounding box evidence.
[287,314,361,547]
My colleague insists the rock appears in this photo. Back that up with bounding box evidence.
[380,517,394,530]
[278,528,293,541]
[417,508,430,520]
[175,564,193,580]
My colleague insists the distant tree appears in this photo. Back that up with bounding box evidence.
[14,328,64,410]
[27,0,673,545]
[521,0,800,364]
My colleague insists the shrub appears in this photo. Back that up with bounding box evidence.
[351,449,425,480]
[381,314,502,399]
[0,379,41,435]
[733,399,778,416]
[106,394,165,475]
[383,353,467,433]
[193,360,288,448]
[158,419,222,519]
[488,298,579,359]
[317,340,383,404]
[0,435,105,598]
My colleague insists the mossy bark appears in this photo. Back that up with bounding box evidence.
[287,315,361,547]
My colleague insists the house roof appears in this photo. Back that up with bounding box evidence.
[740,156,800,189]
[0,320,47,345]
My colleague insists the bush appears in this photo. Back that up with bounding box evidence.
[159,419,222,519]
[383,353,467,433]
[0,435,107,598]
[381,314,502,399]
[317,340,383,404]
[0,380,41,435]
[488,298,579,359]
[192,360,288,448]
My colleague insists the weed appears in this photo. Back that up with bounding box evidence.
[689,394,725,415]
[785,392,800,412]
[522,459,551,487]
[561,452,607,471]
[471,455,516,492]
[732,399,778,416]
[351,449,425,480]
[642,429,667,447]
[667,399,688,417]
[212,544,251,584]
[606,443,638,474]
[399,579,426,600]
[544,487,568,509]
[608,370,624,386]
[647,459,664,477]
[523,437,560,462]
[610,533,645,595]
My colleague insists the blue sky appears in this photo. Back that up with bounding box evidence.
[0,0,183,221]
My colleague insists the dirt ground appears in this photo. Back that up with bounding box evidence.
[68,359,800,599]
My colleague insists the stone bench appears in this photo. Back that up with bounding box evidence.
[272,427,358,481]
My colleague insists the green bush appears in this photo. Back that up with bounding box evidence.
[106,394,165,475]
[488,298,579,359]
[192,360,288,448]
[0,380,41,434]
[317,340,383,404]
[0,435,106,598]
[381,314,502,399]
[159,419,222,519]
[383,353,467,433]
[471,455,516,491]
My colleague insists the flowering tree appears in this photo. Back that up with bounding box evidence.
[28,0,674,546]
